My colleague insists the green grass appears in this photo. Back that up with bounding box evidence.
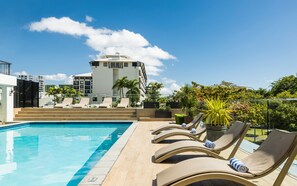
[244,128,297,160]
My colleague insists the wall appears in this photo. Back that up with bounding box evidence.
[0,74,17,122]
[136,109,184,118]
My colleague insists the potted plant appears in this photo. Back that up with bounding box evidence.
[144,82,163,108]
[174,84,198,123]
[204,98,232,141]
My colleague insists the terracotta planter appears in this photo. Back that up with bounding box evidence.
[206,125,228,141]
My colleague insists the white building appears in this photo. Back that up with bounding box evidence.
[89,54,147,103]
[73,72,92,96]
[0,61,17,122]
[17,74,45,98]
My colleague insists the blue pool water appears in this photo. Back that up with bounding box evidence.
[0,122,131,186]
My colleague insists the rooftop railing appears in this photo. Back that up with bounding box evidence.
[0,60,11,75]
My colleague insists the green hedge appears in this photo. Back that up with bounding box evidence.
[175,114,186,124]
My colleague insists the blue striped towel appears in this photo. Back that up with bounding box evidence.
[190,128,196,134]
[181,123,187,128]
[204,140,215,148]
[229,158,249,173]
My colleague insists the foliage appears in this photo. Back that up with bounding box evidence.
[112,76,128,98]
[271,75,297,96]
[145,82,163,102]
[46,86,82,104]
[269,101,297,131]
[204,98,232,126]
[125,79,140,107]
[174,84,197,116]
[230,101,266,126]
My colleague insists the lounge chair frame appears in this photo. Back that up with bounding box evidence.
[154,122,250,163]
[156,130,297,186]
[152,113,204,135]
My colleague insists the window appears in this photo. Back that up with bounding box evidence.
[85,81,91,85]
[103,62,107,67]
[85,86,91,90]
[85,90,90,94]
[90,61,99,67]
[92,97,98,102]
[73,81,79,85]
[80,81,84,84]
[110,62,123,68]
[80,85,84,89]
[124,63,128,67]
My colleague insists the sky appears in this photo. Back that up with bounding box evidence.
[1,0,297,94]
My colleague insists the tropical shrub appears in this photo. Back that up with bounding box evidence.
[204,98,232,126]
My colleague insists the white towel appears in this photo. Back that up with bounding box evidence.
[190,128,196,134]
[181,123,187,128]
[204,140,216,149]
[229,158,249,173]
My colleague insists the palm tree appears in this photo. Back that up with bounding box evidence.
[126,79,140,106]
[112,76,128,98]
[146,82,164,102]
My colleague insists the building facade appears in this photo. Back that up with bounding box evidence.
[0,60,17,122]
[89,54,147,103]
[73,73,92,96]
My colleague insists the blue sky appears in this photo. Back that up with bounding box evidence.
[1,0,297,93]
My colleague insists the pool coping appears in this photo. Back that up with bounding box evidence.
[78,121,138,186]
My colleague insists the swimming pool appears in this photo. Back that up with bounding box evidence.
[0,122,131,186]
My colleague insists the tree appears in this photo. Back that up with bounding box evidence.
[126,79,140,106]
[145,82,164,102]
[174,84,197,116]
[47,87,62,105]
[270,75,297,96]
[112,76,128,98]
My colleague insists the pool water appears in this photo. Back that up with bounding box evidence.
[0,123,131,186]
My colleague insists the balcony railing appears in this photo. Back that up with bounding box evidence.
[0,60,11,75]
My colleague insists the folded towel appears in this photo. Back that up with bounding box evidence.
[204,140,216,148]
[181,123,187,128]
[229,158,249,173]
[190,128,196,134]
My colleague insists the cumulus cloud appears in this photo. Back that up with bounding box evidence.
[65,75,74,84]
[85,15,93,22]
[42,73,68,81]
[13,71,29,76]
[160,77,181,95]
[29,17,175,76]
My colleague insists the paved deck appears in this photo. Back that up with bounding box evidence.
[102,121,297,186]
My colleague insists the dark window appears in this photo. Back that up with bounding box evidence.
[85,81,91,85]
[110,62,123,68]
[124,63,128,67]
[85,86,91,89]
[74,86,79,89]
[93,97,98,102]
[132,62,138,67]
[91,61,99,66]
[103,62,107,67]
[80,85,84,89]
[73,81,79,85]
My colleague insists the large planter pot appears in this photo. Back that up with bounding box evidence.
[206,125,228,141]
[175,114,186,124]
[166,102,181,108]
[143,102,159,108]
[184,115,193,124]
[155,110,172,118]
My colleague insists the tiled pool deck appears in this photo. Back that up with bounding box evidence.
[101,121,297,186]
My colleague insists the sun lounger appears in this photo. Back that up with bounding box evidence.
[156,129,297,186]
[152,113,204,135]
[72,97,90,108]
[99,97,112,108]
[152,122,207,144]
[117,98,129,108]
[54,98,73,108]
[153,121,249,163]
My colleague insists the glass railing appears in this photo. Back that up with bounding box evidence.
[0,60,11,75]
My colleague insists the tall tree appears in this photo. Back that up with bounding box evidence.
[126,79,140,106]
[146,82,163,102]
[270,75,297,96]
[112,76,128,98]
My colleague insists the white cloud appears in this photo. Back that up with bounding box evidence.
[13,71,29,76]
[29,17,176,76]
[65,75,74,84]
[42,73,68,81]
[160,77,181,95]
[85,15,93,22]
[162,77,176,84]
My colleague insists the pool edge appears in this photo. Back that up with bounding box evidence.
[78,122,138,186]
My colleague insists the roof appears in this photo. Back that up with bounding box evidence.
[73,72,92,77]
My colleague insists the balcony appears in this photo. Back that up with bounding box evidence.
[0,60,11,75]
